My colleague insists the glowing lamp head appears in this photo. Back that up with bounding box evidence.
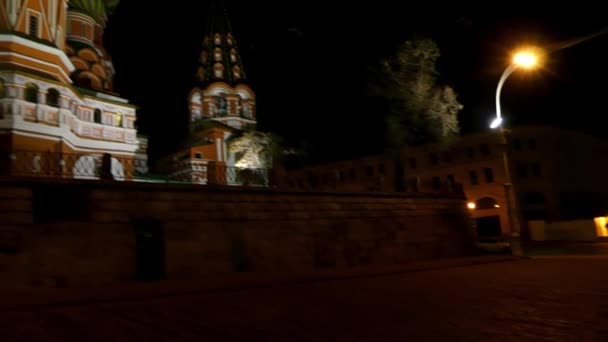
[467,202,476,210]
[513,51,538,69]
[490,117,503,129]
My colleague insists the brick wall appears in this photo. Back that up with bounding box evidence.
[0,179,474,289]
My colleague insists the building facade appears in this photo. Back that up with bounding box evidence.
[167,1,258,185]
[0,0,144,179]
[285,125,608,240]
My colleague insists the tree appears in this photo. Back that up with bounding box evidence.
[227,131,294,170]
[376,38,463,148]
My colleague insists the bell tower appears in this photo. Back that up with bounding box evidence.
[188,0,256,131]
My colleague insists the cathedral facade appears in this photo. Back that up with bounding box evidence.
[0,0,144,179]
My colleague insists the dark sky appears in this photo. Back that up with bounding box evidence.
[104,2,608,163]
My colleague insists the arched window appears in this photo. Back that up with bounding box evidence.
[476,197,499,210]
[46,88,60,107]
[214,48,222,62]
[213,63,224,78]
[214,33,222,45]
[0,78,5,98]
[230,49,237,62]
[94,108,102,123]
[233,66,241,80]
[200,51,207,63]
[24,83,38,103]
[196,67,205,81]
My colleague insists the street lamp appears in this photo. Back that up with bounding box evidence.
[491,49,539,257]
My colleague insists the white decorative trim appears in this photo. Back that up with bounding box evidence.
[95,92,129,104]
[0,51,72,82]
[7,125,139,154]
[0,33,75,72]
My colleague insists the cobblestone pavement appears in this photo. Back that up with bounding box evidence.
[1,257,608,341]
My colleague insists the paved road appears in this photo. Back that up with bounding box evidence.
[1,257,608,341]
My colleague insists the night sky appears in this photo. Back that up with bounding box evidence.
[104,2,608,164]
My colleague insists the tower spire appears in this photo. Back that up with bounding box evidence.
[195,0,246,85]
[205,0,233,36]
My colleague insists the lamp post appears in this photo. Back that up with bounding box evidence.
[491,50,538,257]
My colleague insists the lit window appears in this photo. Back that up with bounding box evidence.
[214,33,221,45]
[230,49,237,62]
[214,48,222,61]
[213,63,224,78]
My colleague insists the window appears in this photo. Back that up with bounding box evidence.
[480,144,490,156]
[0,78,5,98]
[469,170,478,185]
[24,83,38,103]
[29,14,39,37]
[408,158,417,169]
[483,167,494,183]
[116,113,123,127]
[46,88,60,107]
[516,163,527,178]
[214,33,222,45]
[94,109,102,123]
[195,152,202,159]
[512,138,522,151]
[430,153,438,165]
[214,48,222,61]
[432,176,441,191]
[465,146,474,158]
[230,49,237,62]
[528,138,537,150]
[531,163,541,177]
[233,66,241,80]
[213,63,224,78]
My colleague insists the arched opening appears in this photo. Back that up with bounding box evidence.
[46,88,60,107]
[230,49,237,62]
[94,109,102,123]
[476,197,499,210]
[214,48,222,62]
[24,83,38,103]
[233,66,241,80]
[213,63,224,78]
[0,78,5,98]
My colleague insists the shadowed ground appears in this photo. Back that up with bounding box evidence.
[1,256,608,341]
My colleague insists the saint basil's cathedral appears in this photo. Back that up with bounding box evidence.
[0,0,145,179]
[0,0,256,182]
